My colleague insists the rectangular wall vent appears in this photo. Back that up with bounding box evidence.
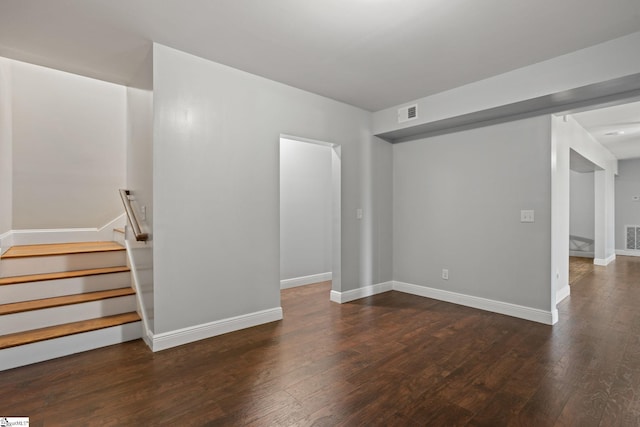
[626,225,640,250]
[398,104,418,123]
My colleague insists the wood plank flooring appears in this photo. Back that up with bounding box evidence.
[1,256,639,426]
[569,256,599,285]
[1,241,125,259]
[0,287,135,315]
[0,266,131,286]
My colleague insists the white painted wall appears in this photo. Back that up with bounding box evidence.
[280,138,332,282]
[551,115,617,305]
[152,44,392,335]
[616,158,640,251]
[11,60,126,229]
[373,32,640,135]
[0,58,12,237]
[393,116,552,312]
[126,49,154,333]
[570,170,595,248]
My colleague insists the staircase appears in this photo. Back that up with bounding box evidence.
[0,241,142,371]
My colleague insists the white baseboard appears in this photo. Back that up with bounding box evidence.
[7,214,126,246]
[330,281,393,303]
[616,249,640,257]
[392,281,556,325]
[556,285,571,304]
[151,307,283,352]
[328,280,555,325]
[281,272,332,289]
[594,253,616,266]
[569,251,594,258]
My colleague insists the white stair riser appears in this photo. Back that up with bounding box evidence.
[113,230,125,245]
[0,272,131,305]
[0,251,127,277]
[0,321,142,371]
[0,295,137,335]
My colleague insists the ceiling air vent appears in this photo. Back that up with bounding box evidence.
[398,104,418,123]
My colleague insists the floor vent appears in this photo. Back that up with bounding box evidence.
[626,225,640,250]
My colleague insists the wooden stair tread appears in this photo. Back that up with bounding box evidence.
[114,228,125,234]
[0,266,130,286]
[0,312,141,350]
[1,241,125,259]
[0,288,135,315]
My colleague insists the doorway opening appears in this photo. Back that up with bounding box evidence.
[569,150,600,286]
[279,135,341,299]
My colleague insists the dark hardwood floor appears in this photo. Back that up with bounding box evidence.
[2,256,640,426]
[569,256,599,285]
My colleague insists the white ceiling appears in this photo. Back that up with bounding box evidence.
[573,100,640,159]
[1,0,640,112]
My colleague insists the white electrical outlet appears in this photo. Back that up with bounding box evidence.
[356,208,363,220]
[141,205,147,221]
[442,269,449,280]
[520,210,535,223]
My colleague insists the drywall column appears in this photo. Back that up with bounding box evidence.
[152,43,392,343]
[361,136,393,289]
[593,165,616,265]
[0,58,12,245]
[126,48,154,337]
[551,115,617,310]
[606,169,616,260]
[551,123,570,312]
[594,170,606,262]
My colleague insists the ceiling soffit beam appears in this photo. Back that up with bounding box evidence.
[375,73,640,143]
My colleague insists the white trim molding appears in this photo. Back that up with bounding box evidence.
[0,230,13,256]
[281,272,332,289]
[330,281,393,303]
[569,251,594,258]
[7,214,126,246]
[616,249,640,257]
[151,307,283,352]
[330,280,556,325]
[594,253,616,266]
[556,285,571,304]
[392,281,556,325]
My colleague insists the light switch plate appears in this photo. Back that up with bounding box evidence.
[520,210,535,223]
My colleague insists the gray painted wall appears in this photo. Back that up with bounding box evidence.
[0,59,11,236]
[616,158,640,250]
[280,138,332,281]
[11,60,126,229]
[393,116,552,311]
[152,44,393,334]
[570,170,595,242]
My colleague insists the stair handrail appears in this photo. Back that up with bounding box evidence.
[119,189,148,242]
